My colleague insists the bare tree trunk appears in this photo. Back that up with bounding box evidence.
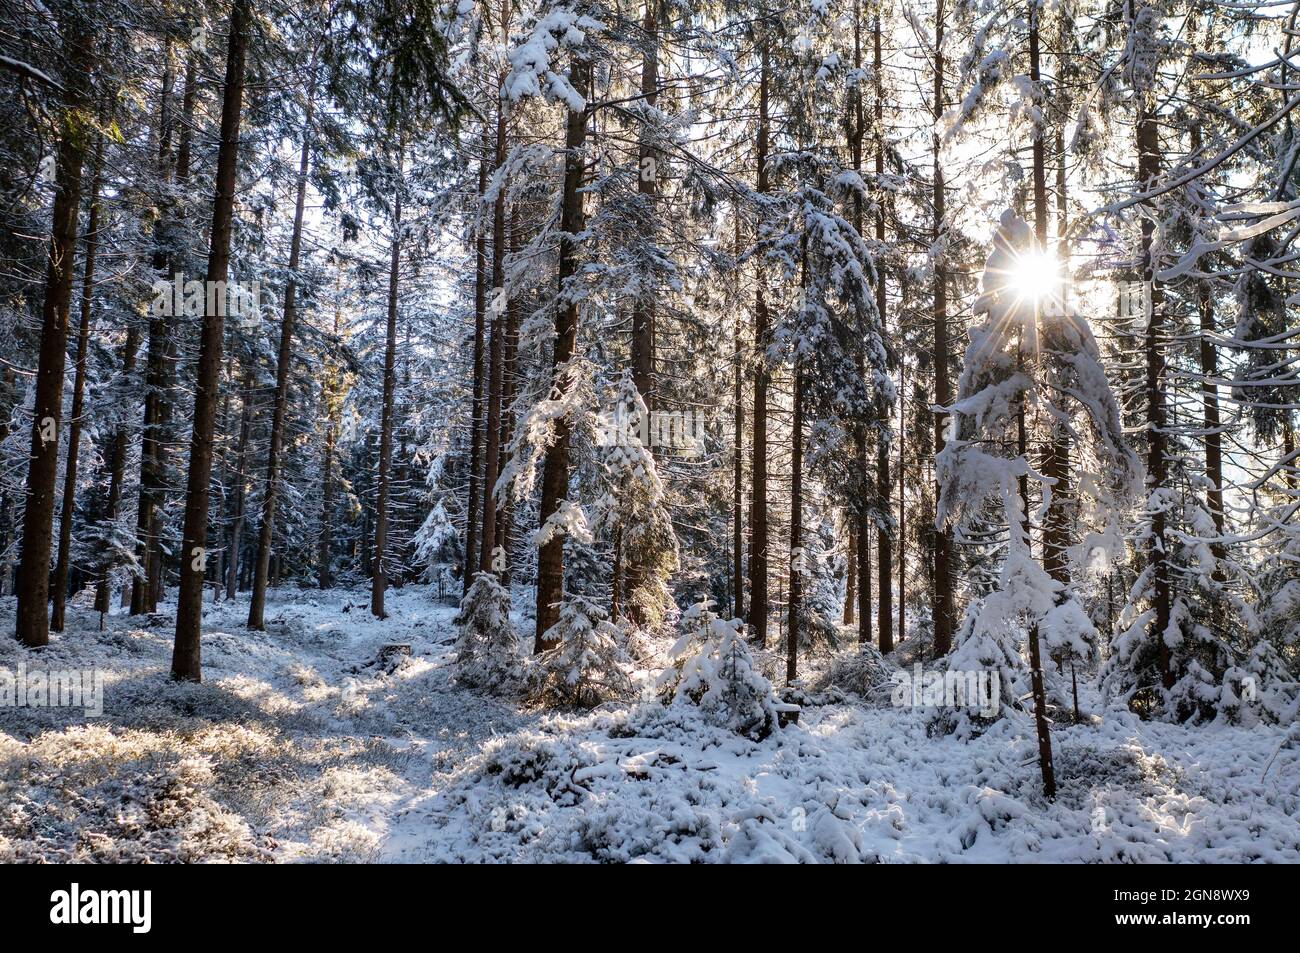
[1133,42,1172,691]
[249,64,318,629]
[1024,2,1057,797]
[372,170,403,620]
[896,342,905,644]
[843,525,856,625]
[498,206,521,586]
[318,274,343,589]
[131,44,181,617]
[534,56,589,651]
[15,17,94,647]
[480,87,508,576]
[1033,10,1070,596]
[850,0,872,647]
[625,0,660,625]
[51,135,104,632]
[732,212,745,621]
[227,378,252,599]
[95,323,140,612]
[787,367,803,682]
[872,14,893,654]
[464,125,489,594]
[931,0,954,657]
[746,43,771,648]
[172,0,250,681]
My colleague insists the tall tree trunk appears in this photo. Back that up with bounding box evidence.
[318,289,342,589]
[249,65,318,629]
[1025,2,1057,797]
[931,0,954,657]
[1033,8,1070,594]
[873,15,893,654]
[51,134,104,632]
[1138,103,1172,688]
[534,56,589,651]
[171,0,250,680]
[372,172,403,620]
[131,44,181,616]
[498,206,521,586]
[625,0,660,625]
[843,525,856,625]
[732,212,745,620]
[787,367,803,682]
[746,43,771,648]
[15,18,94,647]
[850,0,872,647]
[480,86,508,576]
[227,378,252,599]
[464,125,490,594]
[896,340,905,644]
[95,323,140,612]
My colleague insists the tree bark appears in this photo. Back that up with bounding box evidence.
[15,17,94,647]
[480,88,508,575]
[746,43,771,648]
[95,322,140,612]
[172,0,250,680]
[625,0,660,626]
[319,277,343,589]
[732,211,745,621]
[227,378,252,599]
[464,125,490,594]
[372,172,403,620]
[849,0,872,647]
[51,134,104,632]
[787,367,803,682]
[931,0,954,657]
[498,205,521,586]
[873,15,893,654]
[534,56,589,651]
[249,64,319,629]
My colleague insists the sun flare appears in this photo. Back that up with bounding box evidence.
[1007,249,1062,304]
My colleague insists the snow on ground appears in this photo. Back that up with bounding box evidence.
[1,585,1296,863]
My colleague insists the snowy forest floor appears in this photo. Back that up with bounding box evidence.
[1,586,1297,863]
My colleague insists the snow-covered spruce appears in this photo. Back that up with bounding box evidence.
[936,210,1139,738]
[657,601,780,741]
[454,573,526,694]
[529,593,633,708]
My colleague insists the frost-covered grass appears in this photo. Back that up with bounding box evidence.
[1,587,1296,863]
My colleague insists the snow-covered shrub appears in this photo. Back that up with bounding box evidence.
[591,372,679,630]
[797,519,844,655]
[810,643,893,700]
[454,573,525,694]
[657,600,780,741]
[530,594,633,708]
[1101,549,1260,724]
[1217,642,1299,726]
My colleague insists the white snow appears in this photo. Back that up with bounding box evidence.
[2,587,1296,863]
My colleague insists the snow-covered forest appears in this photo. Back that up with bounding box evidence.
[0,0,1298,866]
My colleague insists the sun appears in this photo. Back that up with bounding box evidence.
[1007,249,1062,304]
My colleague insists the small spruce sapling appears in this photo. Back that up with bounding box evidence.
[455,573,525,693]
[658,600,780,740]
